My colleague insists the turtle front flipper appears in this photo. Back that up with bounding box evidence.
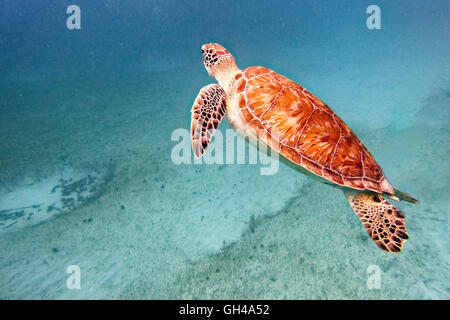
[190,84,227,158]
[344,190,409,252]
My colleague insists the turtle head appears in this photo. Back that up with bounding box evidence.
[202,43,238,82]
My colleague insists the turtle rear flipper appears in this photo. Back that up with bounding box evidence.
[344,190,409,252]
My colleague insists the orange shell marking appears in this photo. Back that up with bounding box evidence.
[235,66,392,194]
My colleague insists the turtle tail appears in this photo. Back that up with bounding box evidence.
[390,187,418,204]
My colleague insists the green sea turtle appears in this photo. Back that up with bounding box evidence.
[190,43,418,252]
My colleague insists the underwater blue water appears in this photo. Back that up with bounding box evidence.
[0,0,449,299]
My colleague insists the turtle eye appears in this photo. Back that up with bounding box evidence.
[201,49,205,54]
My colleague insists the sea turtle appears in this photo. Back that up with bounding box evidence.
[190,43,418,252]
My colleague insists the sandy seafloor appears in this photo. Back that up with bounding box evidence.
[0,1,449,299]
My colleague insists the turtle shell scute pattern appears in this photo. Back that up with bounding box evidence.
[235,66,390,193]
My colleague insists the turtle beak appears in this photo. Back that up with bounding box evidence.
[201,46,208,65]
